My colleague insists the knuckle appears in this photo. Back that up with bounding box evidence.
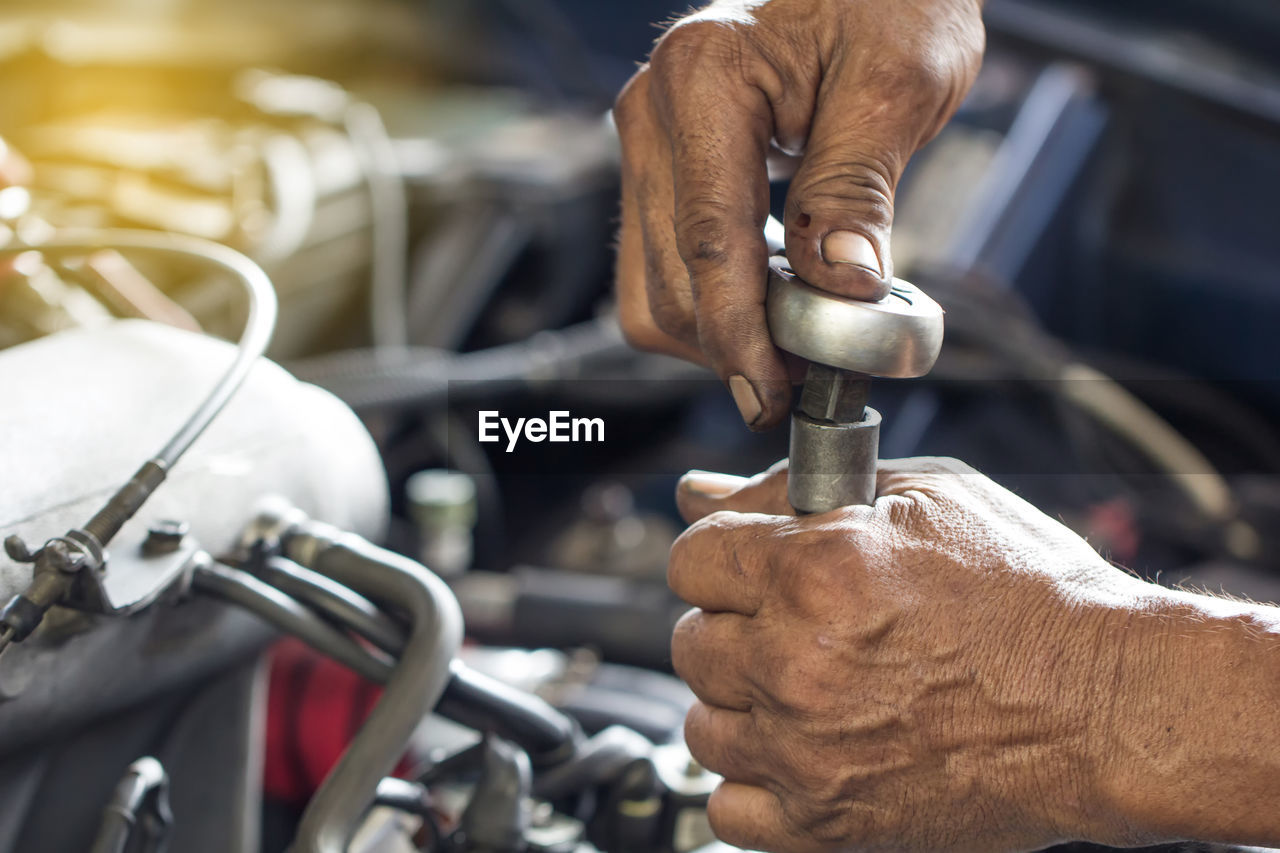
[788,155,896,230]
[670,515,733,571]
[673,202,737,271]
[612,70,650,135]
[700,508,745,532]
[669,609,703,673]
[652,20,739,78]
[668,525,699,570]
[703,793,734,844]
[705,786,755,849]
[881,493,924,533]
[883,51,955,100]
[682,702,712,750]
[770,669,824,717]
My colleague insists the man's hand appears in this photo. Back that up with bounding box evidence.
[615,0,984,429]
[669,459,1280,851]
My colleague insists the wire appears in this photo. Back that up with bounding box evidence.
[1057,362,1235,523]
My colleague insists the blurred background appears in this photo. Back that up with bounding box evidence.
[0,0,1277,851]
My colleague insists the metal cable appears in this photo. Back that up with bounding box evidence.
[0,231,276,652]
[5,230,280,469]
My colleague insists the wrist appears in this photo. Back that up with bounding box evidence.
[1088,586,1280,846]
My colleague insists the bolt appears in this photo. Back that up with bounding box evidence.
[143,520,189,556]
[797,363,870,424]
[531,800,554,827]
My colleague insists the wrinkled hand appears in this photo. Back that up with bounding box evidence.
[615,0,984,428]
[667,458,1154,852]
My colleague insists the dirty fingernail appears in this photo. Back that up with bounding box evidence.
[681,470,748,498]
[728,375,763,425]
[822,231,882,276]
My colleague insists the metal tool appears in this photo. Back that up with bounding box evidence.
[765,254,944,513]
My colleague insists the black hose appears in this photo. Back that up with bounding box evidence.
[257,557,407,654]
[250,555,579,763]
[530,725,652,801]
[374,777,435,818]
[439,661,578,765]
[192,561,392,683]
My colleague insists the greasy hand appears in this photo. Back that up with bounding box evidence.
[669,458,1150,852]
[615,0,984,428]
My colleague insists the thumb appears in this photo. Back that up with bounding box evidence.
[781,69,941,302]
[675,460,793,524]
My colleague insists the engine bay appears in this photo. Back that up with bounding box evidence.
[0,2,1278,852]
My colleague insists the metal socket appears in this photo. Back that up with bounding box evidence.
[788,407,882,514]
[766,256,944,378]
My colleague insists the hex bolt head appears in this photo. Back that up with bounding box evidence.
[143,520,190,556]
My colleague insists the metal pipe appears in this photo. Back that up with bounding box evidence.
[191,561,391,684]
[257,556,407,654]
[89,756,171,853]
[284,523,463,853]
[288,314,632,412]
[345,101,410,351]
[254,555,578,761]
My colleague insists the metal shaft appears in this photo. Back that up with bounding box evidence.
[788,364,881,514]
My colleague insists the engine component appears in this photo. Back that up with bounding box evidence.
[0,232,279,652]
[0,317,386,697]
[0,317,387,852]
[89,757,172,853]
[406,469,479,578]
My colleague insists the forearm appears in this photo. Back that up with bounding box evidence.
[1098,588,1280,845]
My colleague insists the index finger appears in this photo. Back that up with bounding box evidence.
[649,24,791,429]
[668,510,783,615]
